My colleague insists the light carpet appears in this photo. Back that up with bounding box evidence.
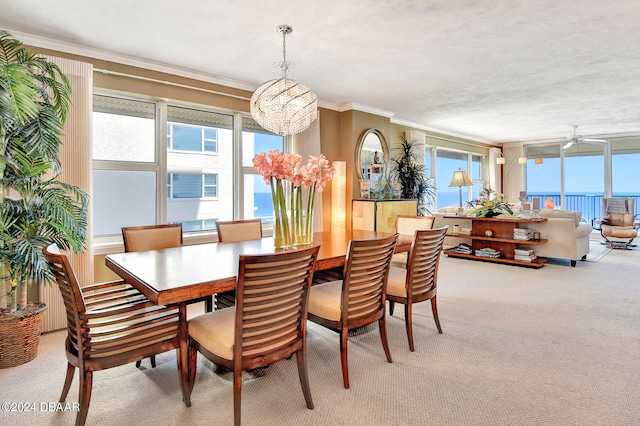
[1,248,639,426]
[585,240,613,262]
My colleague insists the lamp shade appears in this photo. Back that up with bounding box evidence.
[331,161,346,231]
[518,156,527,164]
[449,169,473,187]
[496,156,505,165]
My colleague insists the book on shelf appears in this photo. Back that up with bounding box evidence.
[513,228,532,240]
[452,243,473,254]
[456,227,472,235]
[514,248,536,262]
[475,247,500,258]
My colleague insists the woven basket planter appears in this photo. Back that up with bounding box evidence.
[0,302,47,369]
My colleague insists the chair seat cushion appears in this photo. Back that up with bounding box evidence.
[188,307,236,360]
[390,253,407,268]
[308,280,343,321]
[601,225,638,239]
[386,267,408,298]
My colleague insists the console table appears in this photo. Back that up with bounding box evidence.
[443,215,548,268]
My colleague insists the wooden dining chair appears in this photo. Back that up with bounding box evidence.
[387,226,448,351]
[392,215,435,268]
[121,223,209,368]
[214,219,263,309]
[307,234,398,389]
[184,245,320,426]
[42,244,181,426]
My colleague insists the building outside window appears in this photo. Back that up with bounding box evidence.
[92,94,283,240]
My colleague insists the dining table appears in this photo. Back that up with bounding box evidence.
[105,229,411,404]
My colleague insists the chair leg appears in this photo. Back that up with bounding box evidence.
[296,348,314,409]
[233,368,243,426]
[205,295,213,313]
[135,356,156,368]
[404,303,415,352]
[77,370,93,426]
[60,362,75,402]
[185,343,198,406]
[378,316,393,364]
[340,328,350,389]
[431,296,442,334]
[388,300,395,316]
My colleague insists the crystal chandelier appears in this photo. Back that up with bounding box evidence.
[250,25,318,136]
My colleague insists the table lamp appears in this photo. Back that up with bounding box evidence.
[449,168,473,213]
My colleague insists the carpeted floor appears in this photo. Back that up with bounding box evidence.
[1,246,639,425]
[585,240,612,262]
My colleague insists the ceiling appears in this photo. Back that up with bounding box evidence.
[2,0,640,144]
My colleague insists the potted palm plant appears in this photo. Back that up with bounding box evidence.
[0,30,88,368]
[390,136,435,215]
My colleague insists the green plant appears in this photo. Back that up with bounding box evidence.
[467,186,513,218]
[390,136,435,215]
[0,30,88,312]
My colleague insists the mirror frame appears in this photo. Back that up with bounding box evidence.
[355,128,391,182]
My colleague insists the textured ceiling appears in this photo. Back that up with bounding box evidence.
[2,0,640,143]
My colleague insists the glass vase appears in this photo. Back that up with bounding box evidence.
[273,208,313,249]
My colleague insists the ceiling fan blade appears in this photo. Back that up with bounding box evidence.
[562,140,574,149]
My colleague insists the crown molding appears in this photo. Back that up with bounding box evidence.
[391,118,492,144]
[9,29,257,92]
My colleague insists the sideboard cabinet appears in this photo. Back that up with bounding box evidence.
[352,199,417,233]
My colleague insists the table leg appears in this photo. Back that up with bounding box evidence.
[177,302,191,406]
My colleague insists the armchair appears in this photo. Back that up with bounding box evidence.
[599,198,639,249]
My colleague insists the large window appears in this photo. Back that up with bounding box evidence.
[433,149,485,209]
[525,138,640,224]
[92,94,284,238]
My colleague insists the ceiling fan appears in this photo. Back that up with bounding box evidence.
[562,125,607,149]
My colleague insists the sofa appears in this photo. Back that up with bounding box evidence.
[432,207,593,267]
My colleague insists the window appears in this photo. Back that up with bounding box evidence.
[168,123,218,153]
[241,117,285,223]
[434,149,484,209]
[92,94,284,240]
[168,173,218,199]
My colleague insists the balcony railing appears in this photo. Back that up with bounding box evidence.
[528,194,640,227]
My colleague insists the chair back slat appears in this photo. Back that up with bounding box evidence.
[342,235,398,322]
[235,246,319,358]
[406,227,447,299]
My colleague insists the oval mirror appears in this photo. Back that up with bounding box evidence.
[355,129,391,197]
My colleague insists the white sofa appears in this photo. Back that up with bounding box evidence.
[432,207,593,267]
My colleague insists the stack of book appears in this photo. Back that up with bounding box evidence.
[514,248,537,262]
[452,243,473,254]
[475,247,500,258]
[513,227,532,240]
[456,227,472,235]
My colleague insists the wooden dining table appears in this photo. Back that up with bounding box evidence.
[105,229,411,404]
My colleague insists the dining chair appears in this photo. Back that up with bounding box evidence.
[387,226,448,351]
[185,245,320,426]
[122,223,210,368]
[307,234,398,389]
[214,219,263,309]
[42,244,181,426]
[391,215,435,268]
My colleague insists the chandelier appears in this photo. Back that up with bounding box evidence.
[250,25,318,136]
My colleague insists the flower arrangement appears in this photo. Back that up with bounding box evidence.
[253,150,335,248]
[467,186,513,218]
